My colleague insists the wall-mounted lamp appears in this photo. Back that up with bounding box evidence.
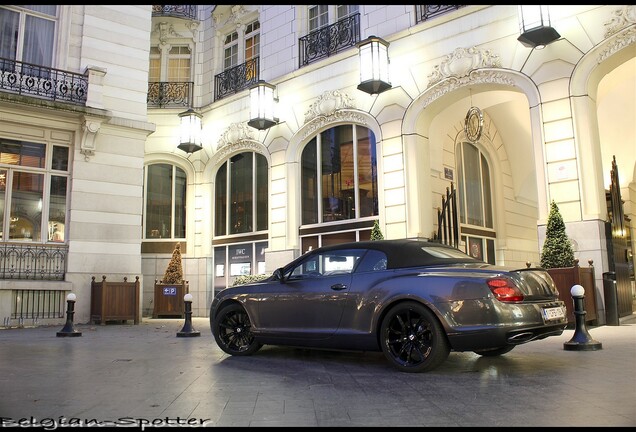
[248,81,279,130]
[517,6,560,49]
[357,35,391,95]
[177,108,203,153]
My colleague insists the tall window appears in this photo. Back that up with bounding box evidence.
[215,152,268,236]
[244,21,260,62]
[308,5,359,31]
[0,138,69,243]
[0,5,57,68]
[224,31,239,70]
[149,45,191,82]
[144,164,186,239]
[301,125,378,225]
[457,141,495,264]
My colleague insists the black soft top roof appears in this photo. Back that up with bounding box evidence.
[316,239,479,269]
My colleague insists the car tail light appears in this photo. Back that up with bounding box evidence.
[487,278,525,302]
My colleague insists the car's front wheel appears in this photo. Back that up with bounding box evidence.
[380,301,450,373]
[212,303,262,356]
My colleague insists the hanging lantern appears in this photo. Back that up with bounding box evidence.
[357,35,391,95]
[248,81,278,130]
[177,108,203,153]
[517,6,560,49]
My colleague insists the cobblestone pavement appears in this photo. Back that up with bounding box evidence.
[1,315,635,428]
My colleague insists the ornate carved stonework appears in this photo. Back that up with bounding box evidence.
[422,71,514,108]
[604,5,636,38]
[427,47,502,87]
[155,22,177,46]
[212,122,263,166]
[301,110,367,141]
[598,26,636,63]
[80,119,101,161]
[216,122,256,150]
[304,90,355,123]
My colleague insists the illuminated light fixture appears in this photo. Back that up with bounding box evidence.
[357,35,391,95]
[248,81,279,130]
[517,5,560,49]
[177,108,203,153]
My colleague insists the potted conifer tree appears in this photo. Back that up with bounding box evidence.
[540,201,597,324]
[370,220,384,240]
[153,243,189,318]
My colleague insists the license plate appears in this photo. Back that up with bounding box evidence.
[542,306,565,321]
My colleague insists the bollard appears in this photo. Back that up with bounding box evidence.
[177,293,200,337]
[57,293,82,337]
[563,284,601,351]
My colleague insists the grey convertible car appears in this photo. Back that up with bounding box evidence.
[210,239,568,373]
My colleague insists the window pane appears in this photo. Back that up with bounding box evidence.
[10,171,44,241]
[168,45,191,82]
[51,145,68,171]
[356,126,378,218]
[256,153,268,231]
[215,162,227,236]
[174,167,186,238]
[23,14,54,67]
[0,169,5,240]
[481,154,493,228]
[302,139,318,224]
[48,175,66,242]
[462,143,483,226]
[0,9,19,60]
[321,127,343,222]
[0,139,45,168]
[145,164,172,238]
[230,153,252,234]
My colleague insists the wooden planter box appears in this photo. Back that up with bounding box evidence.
[153,280,188,318]
[90,276,140,325]
[547,260,598,325]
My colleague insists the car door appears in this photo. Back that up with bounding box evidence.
[256,249,364,340]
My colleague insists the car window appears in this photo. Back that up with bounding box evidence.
[287,249,365,279]
[355,249,388,273]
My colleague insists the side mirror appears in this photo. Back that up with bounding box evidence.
[272,268,285,283]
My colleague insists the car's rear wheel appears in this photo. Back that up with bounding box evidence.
[212,303,262,356]
[380,301,450,373]
[473,345,515,356]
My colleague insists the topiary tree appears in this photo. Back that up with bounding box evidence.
[370,219,384,241]
[162,242,184,284]
[540,201,575,269]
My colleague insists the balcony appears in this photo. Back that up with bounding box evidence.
[214,57,259,102]
[415,5,465,24]
[299,13,360,68]
[152,5,197,20]
[147,81,193,108]
[0,57,87,105]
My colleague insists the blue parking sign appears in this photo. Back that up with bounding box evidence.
[163,287,177,296]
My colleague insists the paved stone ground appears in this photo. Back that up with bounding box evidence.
[1,315,635,427]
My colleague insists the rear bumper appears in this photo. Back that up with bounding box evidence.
[447,322,567,351]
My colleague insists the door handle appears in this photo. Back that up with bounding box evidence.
[331,284,347,291]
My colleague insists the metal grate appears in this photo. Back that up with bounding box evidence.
[11,289,65,320]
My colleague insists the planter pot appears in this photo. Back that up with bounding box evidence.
[547,260,597,325]
[153,281,188,318]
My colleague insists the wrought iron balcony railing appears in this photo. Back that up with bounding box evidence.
[214,57,259,101]
[147,81,193,108]
[0,57,87,105]
[152,5,197,20]
[415,5,465,24]
[299,13,360,68]
[0,243,68,281]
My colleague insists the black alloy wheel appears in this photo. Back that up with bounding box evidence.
[380,301,450,373]
[212,303,262,356]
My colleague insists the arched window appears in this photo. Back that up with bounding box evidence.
[300,125,378,249]
[457,141,495,264]
[215,152,268,236]
[144,163,186,239]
